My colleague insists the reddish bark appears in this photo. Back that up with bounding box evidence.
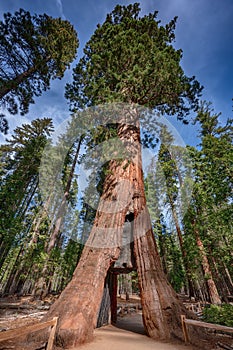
[42,153,131,347]
[42,111,194,347]
[193,223,221,304]
[128,123,188,340]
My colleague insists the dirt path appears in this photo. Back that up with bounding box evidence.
[76,324,197,350]
[75,313,198,350]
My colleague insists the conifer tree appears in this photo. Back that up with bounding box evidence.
[0,8,78,132]
[183,103,233,304]
[44,4,202,347]
[0,118,54,268]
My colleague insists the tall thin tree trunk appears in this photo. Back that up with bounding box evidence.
[192,222,221,304]
[29,194,52,247]
[16,176,38,219]
[47,137,83,254]
[157,220,168,275]
[209,253,228,302]
[170,203,195,297]
[159,144,194,297]
[2,246,24,295]
[221,262,233,295]
[32,138,83,299]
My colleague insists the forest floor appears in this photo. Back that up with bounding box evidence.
[0,295,232,350]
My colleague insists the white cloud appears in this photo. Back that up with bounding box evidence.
[55,0,66,19]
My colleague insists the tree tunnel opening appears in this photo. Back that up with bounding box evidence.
[97,210,144,334]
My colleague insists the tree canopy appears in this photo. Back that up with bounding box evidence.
[66,3,202,121]
[0,8,78,132]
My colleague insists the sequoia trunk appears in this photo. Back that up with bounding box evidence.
[42,131,134,347]
[42,107,194,347]
[127,123,190,340]
[41,158,130,346]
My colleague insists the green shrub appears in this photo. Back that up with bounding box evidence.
[203,304,233,327]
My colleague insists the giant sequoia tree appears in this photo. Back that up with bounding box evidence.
[44,3,202,347]
[0,8,78,132]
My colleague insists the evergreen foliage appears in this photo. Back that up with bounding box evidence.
[66,3,202,120]
[0,118,54,269]
[0,8,78,132]
[203,304,233,327]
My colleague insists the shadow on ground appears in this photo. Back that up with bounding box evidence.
[115,312,146,335]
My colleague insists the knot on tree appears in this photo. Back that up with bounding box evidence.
[132,190,141,199]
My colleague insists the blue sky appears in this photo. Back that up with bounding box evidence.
[0,0,233,146]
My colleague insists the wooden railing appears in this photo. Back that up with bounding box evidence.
[181,315,233,343]
[0,317,58,350]
[183,301,203,317]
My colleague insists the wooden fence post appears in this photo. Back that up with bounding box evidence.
[181,315,189,343]
[47,317,58,350]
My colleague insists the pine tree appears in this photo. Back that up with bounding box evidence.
[0,118,54,268]
[0,8,78,132]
